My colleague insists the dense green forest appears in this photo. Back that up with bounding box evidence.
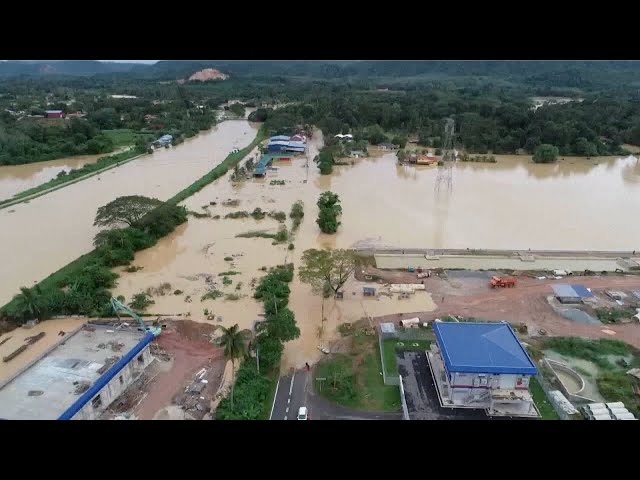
[1,61,640,164]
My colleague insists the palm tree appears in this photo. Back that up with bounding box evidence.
[218,324,249,408]
[15,286,42,321]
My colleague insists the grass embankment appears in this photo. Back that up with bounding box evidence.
[261,371,281,420]
[216,264,298,420]
[167,127,266,205]
[528,377,561,420]
[0,148,145,207]
[315,326,401,412]
[0,126,265,320]
[543,337,640,416]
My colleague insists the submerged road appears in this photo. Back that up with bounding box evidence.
[270,368,402,420]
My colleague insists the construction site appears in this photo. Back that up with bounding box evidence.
[0,298,229,420]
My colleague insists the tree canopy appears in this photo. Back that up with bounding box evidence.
[299,248,359,295]
[533,144,560,163]
[316,192,342,234]
[94,195,163,228]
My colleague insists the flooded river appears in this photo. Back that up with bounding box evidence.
[0,120,258,306]
[0,153,118,201]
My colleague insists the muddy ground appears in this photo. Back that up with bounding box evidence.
[105,320,225,420]
[365,273,640,349]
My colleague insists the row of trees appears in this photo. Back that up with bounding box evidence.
[216,264,299,419]
[258,85,640,156]
[0,77,230,165]
[1,196,188,322]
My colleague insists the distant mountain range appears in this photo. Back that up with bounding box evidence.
[2,61,640,91]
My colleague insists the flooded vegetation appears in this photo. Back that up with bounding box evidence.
[107,131,640,370]
[0,120,258,306]
[0,153,110,200]
[3,123,640,371]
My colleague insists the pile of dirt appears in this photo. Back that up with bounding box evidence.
[188,69,228,81]
[172,320,219,343]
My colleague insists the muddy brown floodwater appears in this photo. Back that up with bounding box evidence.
[112,134,640,370]
[0,120,258,306]
[4,122,640,372]
[0,150,127,201]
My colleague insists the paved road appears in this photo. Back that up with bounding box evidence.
[270,369,309,420]
[270,368,402,420]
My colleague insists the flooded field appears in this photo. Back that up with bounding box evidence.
[0,120,258,306]
[4,121,640,371]
[112,133,437,369]
[0,153,122,200]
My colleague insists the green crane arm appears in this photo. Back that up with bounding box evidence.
[110,297,161,337]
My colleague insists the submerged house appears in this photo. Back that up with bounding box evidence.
[284,141,306,153]
[253,155,274,177]
[267,141,289,152]
[270,135,290,142]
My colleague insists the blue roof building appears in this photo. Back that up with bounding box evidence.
[253,155,274,177]
[270,135,290,142]
[267,141,289,152]
[427,321,540,417]
[433,322,537,375]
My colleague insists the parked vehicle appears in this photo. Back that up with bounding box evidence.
[489,276,517,288]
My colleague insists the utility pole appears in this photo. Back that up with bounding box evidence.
[434,118,456,195]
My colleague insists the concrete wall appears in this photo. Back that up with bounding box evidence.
[72,344,153,420]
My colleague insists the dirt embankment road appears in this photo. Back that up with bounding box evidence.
[369,275,640,349]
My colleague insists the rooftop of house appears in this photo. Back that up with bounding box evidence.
[433,321,537,375]
[0,325,147,420]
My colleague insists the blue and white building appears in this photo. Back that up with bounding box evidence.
[0,324,155,420]
[284,141,306,153]
[269,135,290,142]
[428,321,540,417]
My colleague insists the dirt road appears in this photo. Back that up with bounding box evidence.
[370,275,640,348]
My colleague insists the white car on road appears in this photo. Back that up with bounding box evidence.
[297,407,308,420]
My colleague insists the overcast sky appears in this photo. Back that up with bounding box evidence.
[100,60,158,64]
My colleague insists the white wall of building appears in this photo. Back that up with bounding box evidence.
[72,345,153,420]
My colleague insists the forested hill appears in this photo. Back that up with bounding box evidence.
[0,61,140,77]
[3,60,640,92]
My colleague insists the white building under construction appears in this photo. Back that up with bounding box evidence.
[0,324,155,420]
[428,321,540,417]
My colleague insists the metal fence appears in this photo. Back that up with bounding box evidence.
[399,375,410,420]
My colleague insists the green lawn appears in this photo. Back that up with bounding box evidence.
[529,377,560,420]
[314,332,400,412]
[382,338,431,375]
[102,129,152,147]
